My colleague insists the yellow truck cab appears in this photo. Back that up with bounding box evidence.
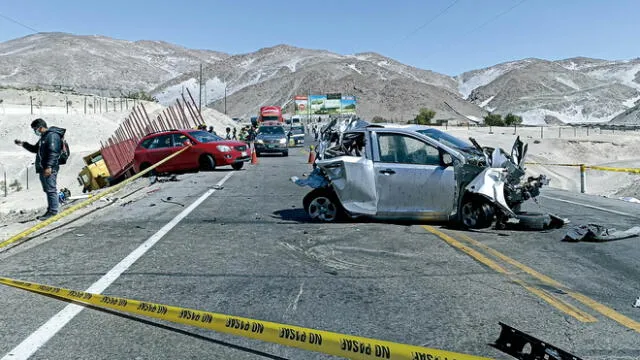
[77,150,111,193]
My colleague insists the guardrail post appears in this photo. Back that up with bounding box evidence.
[3,171,6,197]
[558,127,561,138]
[540,126,543,139]
[586,127,589,136]
[26,166,29,190]
[580,164,586,194]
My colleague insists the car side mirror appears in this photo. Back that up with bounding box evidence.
[442,152,454,167]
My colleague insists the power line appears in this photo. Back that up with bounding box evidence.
[401,0,460,41]
[420,0,529,63]
[0,12,39,33]
[467,0,528,34]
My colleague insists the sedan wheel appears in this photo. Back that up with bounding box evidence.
[459,199,494,229]
[303,189,343,222]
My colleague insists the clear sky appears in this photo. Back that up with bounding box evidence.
[1,0,638,75]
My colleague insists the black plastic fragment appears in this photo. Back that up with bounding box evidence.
[491,322,583,360]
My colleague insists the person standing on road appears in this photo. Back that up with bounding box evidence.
[225,127,232,140]
[14,119,67,221]
[232,127,237,140]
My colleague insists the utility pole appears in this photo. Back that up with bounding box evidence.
[224,84,227,115]
[198,63,203,112]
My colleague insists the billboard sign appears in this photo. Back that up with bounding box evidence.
[294,95,307,114]
[294,94,357,115]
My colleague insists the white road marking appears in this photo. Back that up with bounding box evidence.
[540,195,638,218]
[2,172,234,360]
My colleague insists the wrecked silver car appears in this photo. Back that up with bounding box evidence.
[291,119,551,229]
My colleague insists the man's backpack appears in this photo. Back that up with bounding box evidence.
[58,138,70,165]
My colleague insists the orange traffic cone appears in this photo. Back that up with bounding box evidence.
[251,144,259,165]
[307,145,316,164]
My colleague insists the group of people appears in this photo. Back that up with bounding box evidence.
[195,123,258,142]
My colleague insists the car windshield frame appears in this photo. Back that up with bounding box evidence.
[262,115,280,122]
[187,130,224,143]
[258,126,285,135]
[415,128,474,151]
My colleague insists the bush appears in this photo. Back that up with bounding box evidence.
[484,113,504,126]
[414,108,436,125]
[504,113,523,126]
[9,179,22,192]
[121,90,158,102]
[372,116,386,123]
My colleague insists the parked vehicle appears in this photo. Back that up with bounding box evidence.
[254,125,289,156]
[258,106,284,124]
[292,119,552,229]
[289,125,305,146]
[133,129,251,174]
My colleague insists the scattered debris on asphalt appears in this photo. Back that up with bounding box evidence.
[633,297,640,308]
[161,197,185,207]
[212,185,224,190]
[149,203,156,207]
[157,175,179,183]
[147,188,160,194]
[563,224,640,242]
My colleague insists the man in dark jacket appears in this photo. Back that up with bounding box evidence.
[14,119,66,220]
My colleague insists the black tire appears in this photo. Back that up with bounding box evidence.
[139,162,155,178]
[458,196,494,229]
[516,212,552,230]
[256,152,261,157]
[231,162,244,170]
[199,154,216,171]
[283,151,289,157]
[303,188,344,222]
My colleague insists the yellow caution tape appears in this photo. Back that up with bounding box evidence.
[0,276,492,360]
[586,165,640,174]
[0,146,191,251]
[524,162,582,167]
[525,162,640,174]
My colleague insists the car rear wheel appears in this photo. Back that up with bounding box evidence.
[458,196,494,229]
[303,188,343,222]
[231,162,244,170]
[199,154,216,171]
[139,162,155,177]
[283,151,289,157]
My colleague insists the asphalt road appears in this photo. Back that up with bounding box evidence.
[0,134,639,360]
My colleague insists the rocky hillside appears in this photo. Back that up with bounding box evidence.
[0,32,228,96]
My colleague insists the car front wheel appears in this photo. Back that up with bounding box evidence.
[231,162,244,170]
[303,188,343,222]
[458,196,494,229]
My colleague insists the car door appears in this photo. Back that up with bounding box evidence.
[371,131,457,220]
[170,133,197,170]
[145,134,175,172]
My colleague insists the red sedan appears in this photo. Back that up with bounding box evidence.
[133,129,251,174]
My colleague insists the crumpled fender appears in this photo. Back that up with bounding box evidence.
[465,168,516,217]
